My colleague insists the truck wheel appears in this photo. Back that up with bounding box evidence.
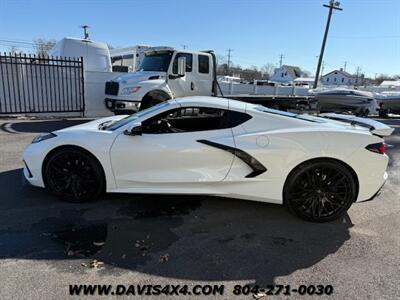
[140,91,171,111]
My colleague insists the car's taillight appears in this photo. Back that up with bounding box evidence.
[366,142,386,154]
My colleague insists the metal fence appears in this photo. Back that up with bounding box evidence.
[0,53,85,114]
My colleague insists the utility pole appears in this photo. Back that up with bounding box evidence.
[355,66,361,86]
[80,25,90,39]
[343,61,348,72]
[320,60,325,79]
[279,54,285,68]
[227,48,233,75]
[313,1,342,89]
[181,45,188,50]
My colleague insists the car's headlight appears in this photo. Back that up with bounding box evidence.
[32,133,57,144]
[120,86,141,96]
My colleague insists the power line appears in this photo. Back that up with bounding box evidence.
[313,0,343,89]
[0,43,35,50]
[0,39,35,45]
[331,35,400,39]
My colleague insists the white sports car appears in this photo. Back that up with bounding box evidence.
[23,96,394,222]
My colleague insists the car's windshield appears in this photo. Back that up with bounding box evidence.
[105,101,171,131]
[138,51,173,72]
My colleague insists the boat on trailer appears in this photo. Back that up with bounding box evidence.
[310,88,375,116]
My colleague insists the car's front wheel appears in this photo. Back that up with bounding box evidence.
[44,147,105,203]
[284,160,357,222]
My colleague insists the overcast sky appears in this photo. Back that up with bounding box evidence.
[0,0,399,76]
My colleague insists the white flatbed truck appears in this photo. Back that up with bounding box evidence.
[104,47,313,114]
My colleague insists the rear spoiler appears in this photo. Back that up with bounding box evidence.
[319,113,394,137]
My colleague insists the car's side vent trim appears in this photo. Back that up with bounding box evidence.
[197,139,267,178]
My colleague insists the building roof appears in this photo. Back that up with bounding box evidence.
[293,77,315,82]
[322,69,353,78]
[281,65,302,77]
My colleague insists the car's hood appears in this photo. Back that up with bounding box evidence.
[111,71,166,85]
[56,115,128,133]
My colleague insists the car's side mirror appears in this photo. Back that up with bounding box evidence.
[177,56,186,77]
[124,124,142,136]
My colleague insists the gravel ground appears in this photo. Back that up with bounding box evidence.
[0,117,399,300]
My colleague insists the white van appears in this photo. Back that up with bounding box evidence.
[50,37,112,72]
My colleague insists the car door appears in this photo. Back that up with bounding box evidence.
[110,103,236,189]
[196,53,214,96]
[167,52,198,97]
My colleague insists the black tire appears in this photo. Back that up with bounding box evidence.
[378,107,389,118]
[139,91,170,111]
[44,148,105,203]
[139,97,163,111]
[283,160,357,222]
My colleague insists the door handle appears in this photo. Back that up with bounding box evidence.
[190,82,194,90]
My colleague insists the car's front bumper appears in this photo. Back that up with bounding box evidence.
[22,145,46,188]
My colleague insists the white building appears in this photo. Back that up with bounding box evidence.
[270,65,302,83]
[380,80,400,88]
[321,69,354,86]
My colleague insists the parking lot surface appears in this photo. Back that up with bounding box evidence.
[0,117,399,299]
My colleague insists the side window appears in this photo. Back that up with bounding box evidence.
[142,107,252,134]
[143,107,227,134]
[172,53,192,73]
[227,111,252,127]
[198,55,210,74]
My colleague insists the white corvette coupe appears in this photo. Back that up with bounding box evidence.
[23,96,394,222]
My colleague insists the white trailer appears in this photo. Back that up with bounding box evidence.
[110,45,151,73]
[50,37,112,72]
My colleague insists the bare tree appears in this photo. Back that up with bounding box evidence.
[8,45,21,55]
[33,38,56,56]
[260,63,275,79]
[373,74,398,85]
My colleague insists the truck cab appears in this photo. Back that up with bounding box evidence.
[104,47,216,114]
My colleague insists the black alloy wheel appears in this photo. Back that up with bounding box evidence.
[284,160,356,222]
[44,148,105,203]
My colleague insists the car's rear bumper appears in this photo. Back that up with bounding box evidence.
[359,177,386,202]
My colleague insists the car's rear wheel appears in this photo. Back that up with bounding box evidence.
[284,160,357,222]
[44,148,105,203]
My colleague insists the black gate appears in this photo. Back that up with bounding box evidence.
[0,53,85,114]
